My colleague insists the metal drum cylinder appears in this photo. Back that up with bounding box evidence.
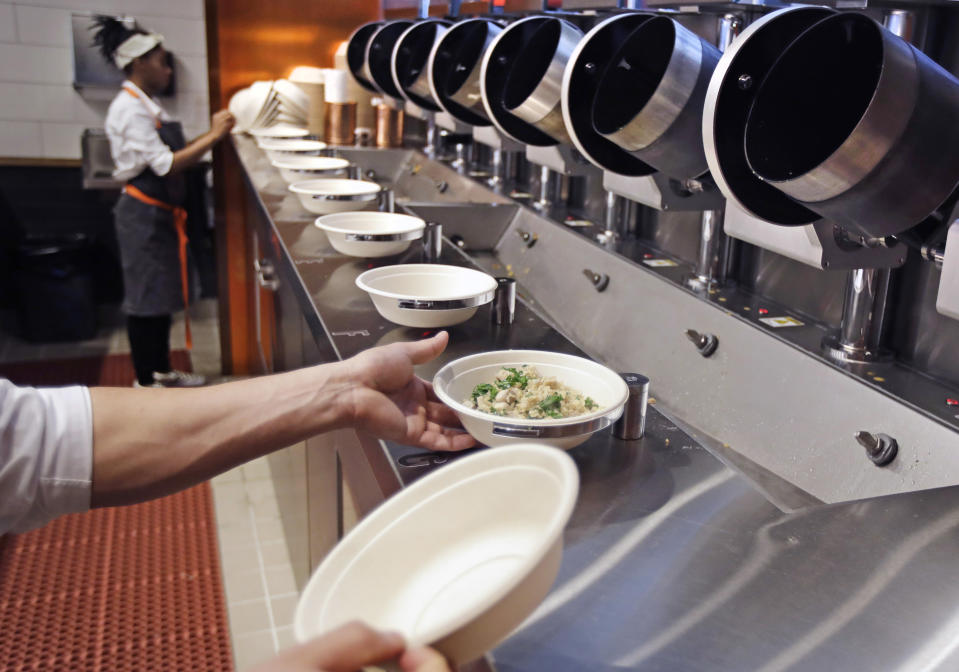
[366,20,415,102]
[591,16,720,181]
[392,19,451,111]
[502,19,582,144]
[429,18,503,127]
[481,16,583,147]
[741,13,959,237]
[346,22,385,94]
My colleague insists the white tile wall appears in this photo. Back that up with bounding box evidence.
[40,121,87,157]
[0,120,43,156]
[15,5,70,46]
[0,4,18,43]
[0,0,209,160]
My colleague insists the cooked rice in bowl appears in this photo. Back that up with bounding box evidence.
[464,365,601,419]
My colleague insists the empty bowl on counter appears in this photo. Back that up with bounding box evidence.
[289,178,382,215]
[433,350,629,449]
[293,443,579,666]
[272,156,352,184]
[315,211,425,257]
[250,125,310,142]
[259,138,328,162]
[355,264,497,327]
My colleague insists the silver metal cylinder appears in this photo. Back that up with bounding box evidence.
[491,277,516,325]
[423,221,442,262]
[424,113,438,159]
[884,9,915,43]
[824,268,892,362]
[686,209,731,291]
[612,373,650,441]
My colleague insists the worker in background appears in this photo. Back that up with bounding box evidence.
[1,333,470,671]
[93,15,234,388]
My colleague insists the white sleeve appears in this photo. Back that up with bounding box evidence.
[0,380,93,534]
[117,108,175,178]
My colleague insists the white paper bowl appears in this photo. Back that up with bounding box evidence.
[251,125,310,142]
[259,138,328,162]
[433,350,630,449]
[355,264,497,327]
[293,443,579,666]
[289,179,382,215]
[315,211,425,257]
[272,156,352,184]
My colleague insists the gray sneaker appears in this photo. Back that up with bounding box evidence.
[132,380,163,389]
[153,370,206,387]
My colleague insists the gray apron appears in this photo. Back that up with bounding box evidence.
[113,117,194,316]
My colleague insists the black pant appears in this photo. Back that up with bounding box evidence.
[127,315,172,385]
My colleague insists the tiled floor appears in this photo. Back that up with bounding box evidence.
[0,299,299,671]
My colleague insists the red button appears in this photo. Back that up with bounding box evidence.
[947,398,959,407]
[643,253,653,259]
[758,308,769,315]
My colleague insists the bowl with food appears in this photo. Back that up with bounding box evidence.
[356,264,497,327]
[272,156,353,184]
[433,350,629,449]
[289,178,383,215]
[294,443,579,667]
[315,211,425,257]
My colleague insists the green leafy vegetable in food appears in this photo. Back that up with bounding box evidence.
[471,383,498,402]
[503,367,529,389]
[537,393,564,418]
[585,397,597,410]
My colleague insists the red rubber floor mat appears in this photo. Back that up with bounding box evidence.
[0,352,235,671]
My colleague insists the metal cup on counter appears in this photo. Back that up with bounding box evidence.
[324,70,356,146]
[376,102,405,148]
[491,277,516,325]
[422,221,442,262]
[612,373,650,440]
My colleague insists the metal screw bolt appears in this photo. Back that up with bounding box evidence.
[685,329,719,358]
[855,431,898,467]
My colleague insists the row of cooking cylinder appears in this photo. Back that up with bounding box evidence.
[347,7,959,241]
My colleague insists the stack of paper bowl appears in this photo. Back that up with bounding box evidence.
[289,178,382,215]
[272,156,352,184]
[315,211,425,257]
[355,264,497,327]
[227,79,311,132]
[293,443,580,667]
[433,350,630,449]
[259,138,328,162]
[251,126,311,144]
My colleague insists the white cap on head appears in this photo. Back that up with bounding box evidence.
[114,32,164,69]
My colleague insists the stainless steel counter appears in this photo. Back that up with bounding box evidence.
[233,135,959,671]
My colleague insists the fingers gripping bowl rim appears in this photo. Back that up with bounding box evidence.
[433,350,630,449]
[293,443,580,665]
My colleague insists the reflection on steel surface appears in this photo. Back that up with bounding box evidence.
[520,471,736,629]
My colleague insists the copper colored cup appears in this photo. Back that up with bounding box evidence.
[375,104,405,148]
[326,102,357,146]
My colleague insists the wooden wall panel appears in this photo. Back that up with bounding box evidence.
[205,0,379,373]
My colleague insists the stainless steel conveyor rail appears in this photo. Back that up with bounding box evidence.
[232,135,959,672]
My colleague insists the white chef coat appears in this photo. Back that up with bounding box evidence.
[0,379,93,535]
[105,81,175,183]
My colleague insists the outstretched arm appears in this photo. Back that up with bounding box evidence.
[90,332,474,508]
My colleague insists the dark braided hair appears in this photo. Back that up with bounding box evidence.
[89,15,147,69]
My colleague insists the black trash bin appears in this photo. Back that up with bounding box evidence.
[13,233,98,342]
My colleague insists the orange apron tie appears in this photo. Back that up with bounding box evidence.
[123,184,193,350]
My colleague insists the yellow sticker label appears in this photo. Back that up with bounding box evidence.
[759,316,804,328]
